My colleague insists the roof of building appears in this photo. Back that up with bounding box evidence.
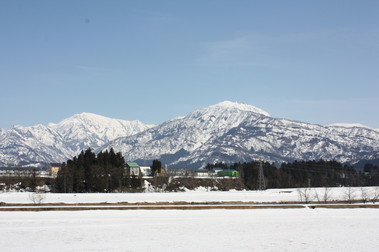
[218,169,238,173]
[126,162,140,168]
[196,170,209,173]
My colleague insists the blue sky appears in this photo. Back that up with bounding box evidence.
[1,0,378,129]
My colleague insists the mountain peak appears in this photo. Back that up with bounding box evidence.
[210,101,270,116]
[71,112,113,122]
[50,112,144,127]
[73,112,100,118]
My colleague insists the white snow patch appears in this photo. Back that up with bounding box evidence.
[0,209,378,251]
[211,100,270,116]
[329,123,377,131]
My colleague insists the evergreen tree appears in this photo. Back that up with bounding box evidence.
[151,159,162,176]
[55,148,127,193]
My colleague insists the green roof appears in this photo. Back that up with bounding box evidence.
[126,162,140,168]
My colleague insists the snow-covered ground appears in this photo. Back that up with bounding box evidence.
[0,208,378,251]
[1,188,378,251]
[1,187,378,204]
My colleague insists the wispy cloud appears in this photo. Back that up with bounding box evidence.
[131,8,182,34]
[73,65,116,74]
[289,97,379,106]
[195,35,271,68]
[195,27,379,69]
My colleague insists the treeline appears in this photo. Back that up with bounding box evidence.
[54,149,379,193]
[207,160,379,189]
[55,148,142,193]
[0,175,54,192]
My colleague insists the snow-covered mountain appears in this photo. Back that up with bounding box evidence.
[48,113,155,152]
[101,101,379,168]
[0,113,154,166]
[1,101,379,168]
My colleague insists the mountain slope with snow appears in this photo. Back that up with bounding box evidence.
[1,101,378,167]
[101,102,270,161]
[0,113,155,166]
[48,112,155,153]
[184,117,379,167]
[102,101,379,168]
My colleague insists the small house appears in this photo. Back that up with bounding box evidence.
[50,163,61,177]
[139,166,152,177]
[195,170,210,178]
[125,162,141,177]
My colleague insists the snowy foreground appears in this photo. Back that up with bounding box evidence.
[1,187,379,204]
[0,208,378,251]
[1,188,379,251]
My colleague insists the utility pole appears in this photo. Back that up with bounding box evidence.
[257,160,266,190]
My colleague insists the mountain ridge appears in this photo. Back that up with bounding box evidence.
[1,101,378,168]
[100,101,379,168]
[0,113,155,166]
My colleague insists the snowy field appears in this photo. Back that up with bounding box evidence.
[0,208,378,251]
[1,187,378,204]
[1,188,379,251]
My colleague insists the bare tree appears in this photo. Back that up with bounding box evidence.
[314,189,321,203]
[369,187,379,204]
[314,187,332,204]
[343,186,356,204]
[29,191,46,205]
[297,187,313,204]
[360,187,370,204]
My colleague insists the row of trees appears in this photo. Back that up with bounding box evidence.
[0,174,54,192]
[209,160,379,189]
[54,148,379,192]
[55,148,142,193]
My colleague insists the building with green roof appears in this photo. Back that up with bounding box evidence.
[125,162,141,177]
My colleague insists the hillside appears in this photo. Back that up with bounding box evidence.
[1,101,378,168]
[0,113,154,166]
[102,101,379,168]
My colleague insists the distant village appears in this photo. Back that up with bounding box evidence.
[0,162,238,179]
[1,157,377,193]
[0,161,241,193]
